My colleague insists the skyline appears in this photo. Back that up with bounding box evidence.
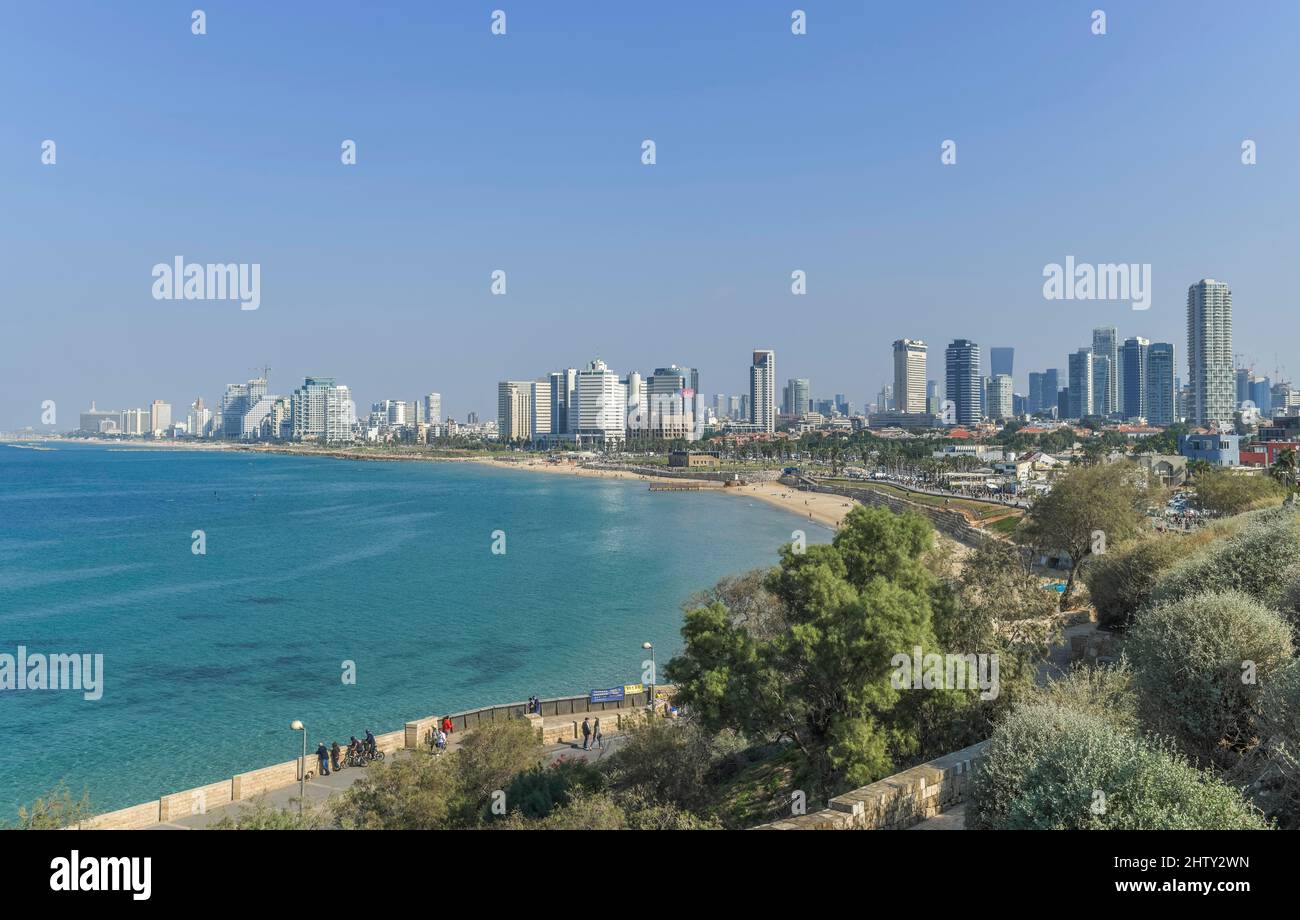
[6,1,1300,429]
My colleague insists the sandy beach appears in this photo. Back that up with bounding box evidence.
[473,457,855,529]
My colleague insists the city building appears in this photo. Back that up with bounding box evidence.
[1068,348,1094,419]
[1092,327,1120,416]
[1187,279,1234,427]
[1179,432,1241,467]
[892,339,928,414]
[1121,336,1149,420]
[749,349,776,434]
[291,376,354,443]
[990,347,1014,379]
[530,378,552,442]
[944,339,981,426]
[572,358,627,447]
[424,393,442,427]
[497,381,533,442]
[78,402,120,434]
[988,374,1013,421]
[222,377,268,439]
[783,378,811,417]
[149,400,172,435]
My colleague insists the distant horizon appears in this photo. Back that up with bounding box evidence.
[5,1,1299,429]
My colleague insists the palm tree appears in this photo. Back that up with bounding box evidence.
[1269,447,1298,490]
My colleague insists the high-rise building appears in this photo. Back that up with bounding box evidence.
[291,376,354,443]
[926,380,942,415]
[1044,369,1061,416]
[1187,279,1234,427]
[783,378,811,416]
[120,407,148,436]
[1068,349,1094,419]
[1147,343,1176,427]
[150,400,172,435]
[497,381,533,442]
[989,374,1013,421]
[1027,372,1044,415]
[1092,327,1120,416]
[424,393,442,426]
[222,377,268,439]
[640,365,696,440]
[749,349,776,433]
[1121,337,1150,420]
[572,359,627,447]
[944,340,981,426]
[187,398,212,438]
[892,339,928,414]
[530,379,553,442]
[1091,355,1111,419]
[990,347,1014,379]
[546,370,576,435]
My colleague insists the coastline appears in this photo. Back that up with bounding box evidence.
[29,438,857,530]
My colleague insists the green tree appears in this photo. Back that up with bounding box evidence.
[1269,448,1298,490]
[1194,468,1285,515]
[8,783,93,829]
[667,506,962,798]
[1017,462,1153,609]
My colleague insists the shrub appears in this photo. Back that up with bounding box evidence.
[1084,535,1190,630]
[1036,661,1139,733]
[8,783,94,830]
[1149,506,1300,611]
[1235,659,1300,828]
[1193,469,1286,516]
[1127,590,1294,770]
[1004,720,1269,830]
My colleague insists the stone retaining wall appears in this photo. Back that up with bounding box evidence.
[787,478,997,547]
[754,741,988,830]
[82,688,666,829]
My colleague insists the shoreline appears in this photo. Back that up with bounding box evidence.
[25,438,857,530]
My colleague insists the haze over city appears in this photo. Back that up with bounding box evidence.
[4,0,1300,429]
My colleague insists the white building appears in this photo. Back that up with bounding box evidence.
[892,340,928,414]
[497,381,533,442]
[1187,278,1234,427]
[749,349,775,433]
[291,376,354,443]
[572,359,627,447]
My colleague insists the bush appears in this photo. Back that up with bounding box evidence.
[1004,720,1269,830]
[7,783,94,830]
[1149,506,1300,611]
[969,698,1268,829]
[1127,590,1294,770]
[1036,661,1140,733]
[1235,659,1300,828]
[1194,469,1286,516]
[1084,536,1191,630]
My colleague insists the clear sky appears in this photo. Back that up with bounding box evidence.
[3,0,1299,429]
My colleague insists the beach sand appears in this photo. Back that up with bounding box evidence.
[473,458,853,529]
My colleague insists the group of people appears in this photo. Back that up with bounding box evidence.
[314,729,377,775]
[526,695,542,714]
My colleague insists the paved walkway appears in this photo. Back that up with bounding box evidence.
[147,727,629,829]
[909,803,967,830]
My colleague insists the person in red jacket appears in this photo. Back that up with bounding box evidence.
[441,715,453,735]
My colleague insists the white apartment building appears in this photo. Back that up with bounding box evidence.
[749,349,775,433]
[1187,279,1234,427]
[892,339,928,414]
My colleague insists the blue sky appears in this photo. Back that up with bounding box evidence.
[3,0,1299,428]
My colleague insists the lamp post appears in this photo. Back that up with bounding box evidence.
[290,719,306,816]
[642,641,655,712]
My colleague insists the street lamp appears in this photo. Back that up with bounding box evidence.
[290,719,306,816]
[642,641,655,712]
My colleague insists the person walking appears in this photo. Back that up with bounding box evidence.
[435,727,447,755]
[592,717,603,750]
[581,717,591,750]
[330,741,342,772]
[316,741,330,777]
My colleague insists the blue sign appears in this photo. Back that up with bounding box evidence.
[589,686,625,704]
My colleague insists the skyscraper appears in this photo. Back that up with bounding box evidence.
[892,339,928,414]
[530,379,552,442]
[548,369,577,435]
[424,393,442,426]
[944,339,980,426]
[1091,355,1111,419]
[989,374,1013,421]
[1121,337,1149,420]
[291,376,354,443]
[783,378,810,416]
[497,381,533,442]
[990,347,1014,379]
[573,358,627,447]
[749,349,776,433]
[1092,327,1120,415]
[1187,279,1234,427]
[1068,349,1094,419]
[1147,342,1176,427]
[150,400,172,434]
[1027,372,1044,415]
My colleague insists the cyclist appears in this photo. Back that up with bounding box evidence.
[364,729,377,758]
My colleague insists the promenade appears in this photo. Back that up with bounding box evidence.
[145,713,632,829]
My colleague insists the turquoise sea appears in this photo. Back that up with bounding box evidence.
[0,443,828,815]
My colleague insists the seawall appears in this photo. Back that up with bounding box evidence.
[82,687,663,829]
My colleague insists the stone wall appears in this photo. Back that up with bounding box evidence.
[753,741,988,830]
[82,688,665,829]
[787,478,997,547]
